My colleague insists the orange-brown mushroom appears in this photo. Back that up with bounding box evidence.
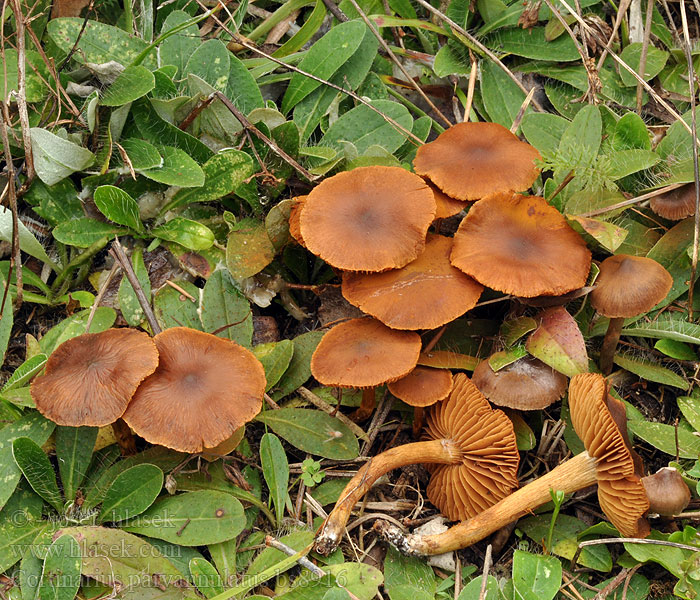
[122,327,266,453]
[650,184,696,220]
[426,180,468,219]
[590,254,673,374]
[314,374,519,554]
[376,373,649,555]
[641,467,691,516]
[450,193,591,297]
[311,317,421,420]
[288,195,307,247]
[472,355,567,410]
[299,166,436,272]
[342,235,483,330]
[31,329,159,427]
[413,122,541,201]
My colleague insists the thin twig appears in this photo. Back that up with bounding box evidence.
[320,0,349,21]
[596,0,632,70]
[478,544,493,600]
[681,0,700,321]
[10,0,34,184]
[85,261,121,332]
[264,536,325,577]
[635,0,654,113]
[464,52,478,122]
[510,87,536,133]
[57,0,95,71]
[593,566,638,600]
[109,238,161,335]
[572,537,700,569]
[297,386,370,442]
[576,182,687,217]
[264,393,281,409]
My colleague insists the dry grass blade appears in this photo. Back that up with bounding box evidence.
[576,183,687,217]
[635,0,654,113]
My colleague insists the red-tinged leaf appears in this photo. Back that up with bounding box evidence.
[525,307,588,377]
[567,215,628,253]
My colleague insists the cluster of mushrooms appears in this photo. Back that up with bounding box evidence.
[30,327,266,454]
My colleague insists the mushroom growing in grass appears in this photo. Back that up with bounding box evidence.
[650,183,696,220]
[122,327,266,453]
[299,166,436,272]
[450,193,592,298]
[341,235,484,330]
[314,374,519,555]
[641,467,691,516]
[310,317,422,421]
[413,122,541,201]
[31,328,159,426]
[590,254,673,375]
[472,355,567,411]
[375,373,650,555]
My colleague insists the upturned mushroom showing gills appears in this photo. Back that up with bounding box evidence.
[122,327,266,453]
[413,122,541,201]
[375,373,650,555]
[310,317,422,421]
[298,166,436,272]
[450,193,591,297]
[31,328,159,426]
[341,235,484,330]
[314,374,519,555]
[590,254,673,375]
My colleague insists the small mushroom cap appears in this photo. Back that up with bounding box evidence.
[122,327,266,453]
[387,366,454,407]
[311,318,421,388]
[288,195,307,247]
[31,329,159,427]
[472,356,567,410]
[342,235,484,330]
[413,122,541,201]
[641,467,691,516]
[451,193,592,297]
[426,180,468,219]
[650,184,696,220]
[424,373,520,521]
[299,166,436,272]
[568,373,650,537]
[590,254,673,318]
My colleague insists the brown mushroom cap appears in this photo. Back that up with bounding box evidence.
[650,184,696,220]
[387,366,454,407]
[590,254,673,318]
[426,180,468,219]
[311,318,421,388]
[424,373,520,521]
[122,327,266,453]
[288,195,307,247]
[472,356,567,410]
[342,235,484,330]
[568,373,650,537]
[31,329,159,427]
[299,166,436,272]
[641,467,691,516]
[413,122,541,201]
[450,193,591,297]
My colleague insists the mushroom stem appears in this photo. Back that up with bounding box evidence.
[315,438,463,554]
[599,317,624,375]
[351,388,376,422]
[412,407,425,438]
[112,418,137,456]
[376,450,599,555]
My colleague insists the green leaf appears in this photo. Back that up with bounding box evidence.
[55,426,98,503]
[274,0,326,57]
[0,206,54,266]
[152,218,215,251]
[12,437,63,512]
[225,218,276,279]
[99,463,164,523]
[605,149,659,179]
[618,42,669,86]
[0,517,50,574]
[384,546,436,600]
[507,410,536,451]
[526,307,588,377]
[521,113,569,156]
[646,218,694,309]
[118,247,151,327]
[0,48,49,103]
[30,128,95,186]
[567,215,628,253]
[253,341,295,390]
[93,185,143,232]
[246,530,313,578]
[101,65,155,106]
[655,338,697,360]
[38,308,116,355]
[272,330,325,400]
[628,420,700,458]
[38,534,81,600]
[481,59,529,130]
[0,274,12,364]
[277,563,382,600]
[260,433,289,525]
[256,408,359,459]
[557,104,601,173]
[613,353,689,389]
[119,138,162,170]
[20,551,43,600]
[122,490,245,546]
[485,26,579,61]
[200,270,253,346]
[190,557,225,598]
[140,145,205,187]
[282,20,367,113]
[225,56,265,113]
[153,279,202,330]
[319,99,413,154]
[52,218,123,247]
[512,550,562,600]
[46,18,154,67]
[2,354,47,392]
[679,392,700,431]
[166,150,256,212]
[185,39,230,92]
[612,112,651,150]
[160,10,201,80]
